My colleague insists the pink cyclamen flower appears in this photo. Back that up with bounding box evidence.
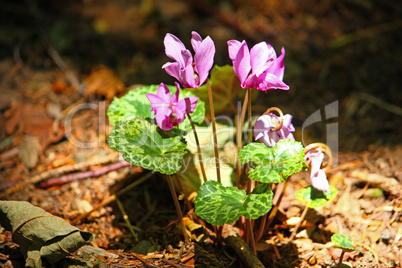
[254,113,295,147]
[304,150,330,192]
[227,40,289,91]
[162,31,215,88]
[146,82,198,131]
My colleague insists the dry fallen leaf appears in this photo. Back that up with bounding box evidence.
[0,201,94,267]
[84,65,125,100]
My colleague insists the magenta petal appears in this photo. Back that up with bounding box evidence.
[191,31,203,52]
[243,74,259,89]
[146,93,168,113]
[156,83,172,103]
[249,42,270,76]
[164,33,187,66]
[162,62,182,84]
[227,40,243,61]
[282,114,295,132]
[155,106,173,131]
[194,36,215,87]
[171,105,185,124]
[176,96,198,114]
[259,73,290,91]
[267,47,285,80]
[180,64,196,88]
[171,82,181,103]
[233,42,251,87]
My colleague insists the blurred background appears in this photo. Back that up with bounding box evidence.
[0,0,401,152]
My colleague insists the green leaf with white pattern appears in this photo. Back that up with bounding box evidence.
[107,116,187,174]
[107,84,205,132]
[331,234,363,254]
[243,183,273,219]
[194,181,273,225]
[295,186,338,209]
[239,139,306,183]
[194,181,246,226]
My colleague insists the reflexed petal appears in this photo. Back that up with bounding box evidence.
[171,105,185,124]
[155,106,173,131]
[180,64,196,88]
[146,93,168,112]
[266,47,285,80]
[311,169,330,192]
[181,50,193,68]
[258,73,290,91]
[194,36,215,87]
[250,42,270,76]
[171,82,181,103]
[243,74,259,89]
[156,83,172,103]
[233,42,251,87]
[176,96,198,114]
[227,40,243,61]
[162,62,182,84]
[282,114,295,132]
[164,33,187,66]
[191,31,203,52]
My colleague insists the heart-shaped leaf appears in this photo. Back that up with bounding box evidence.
[295,186,338,208]
[239,139,306,183]
[331,234,363,254]
[194,181,273,226]
[107,84,205,132]
[107,116,188,174]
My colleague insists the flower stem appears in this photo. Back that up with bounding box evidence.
[166,175,189,243]
[206,78,221,183]
[256,178,291,241]
[247,88,252,143]
[246,218,256,256]
[186,113,207,183]
[236,91,249,187]
[337,250,345,268]
[289,204,309,241]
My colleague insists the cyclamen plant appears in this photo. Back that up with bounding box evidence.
[107,31,337,262]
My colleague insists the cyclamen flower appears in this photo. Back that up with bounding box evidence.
[146,82,198,131]
[304,150,330,192]
[227,40,289,91]
[162,31,215,88]
[254,113,295,147]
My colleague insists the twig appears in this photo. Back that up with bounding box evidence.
[206,78,221,183]
[0,153,121,198]
[36,161,131,188]
[131,252,161,268]
[354,91,402,116]
[186,113,207,182]
[222,224,265,268]
[288,205,309,241]
[71,172,153,224]
[161,257,180,267]
[112,189,139,241]
[48,45,85,94]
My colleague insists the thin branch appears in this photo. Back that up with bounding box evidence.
[36,161,131,188]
